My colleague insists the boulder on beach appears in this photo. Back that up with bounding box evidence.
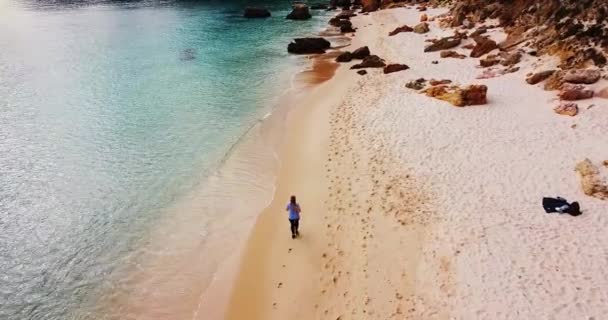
[406,78,427,90]
[336,51,353,62]
[383,64,409,74]
[351,46,371,59]
[341,23,356,33]
[420,13,428,22]
[286,4,312,20]
[287,37,331,54]
[351,55,386,69]
[470,36,498,58]
[424,37,461,52]
[558,84,594,100]
[563,69,601,84]
[357,70,367,75]
[361,0,380,12]
[243,7,271,18]
[479,55,500,67]
[413,22,430,34]
[500,51,522,66]
[423,84,488,107]
[575,159,608,200]
[554,102,579,116]
[440,50,466,59]
[526,70,556,85]
[388,25,413,36]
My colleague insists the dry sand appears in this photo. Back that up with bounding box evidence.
[224,6,608,320]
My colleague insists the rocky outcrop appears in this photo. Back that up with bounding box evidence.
[388,25,413,36]
[413,22,430,34]
[336,51,353,62]
[423,84,488,107]
[558,85,594,100]
[361,0,380,12]
[470,36,498,58]
[286,4,312,20]
[526,70,556,84]
[554,102,579,116]
[441,50,466,59]
[351,46,371,59]
[575,159,608,200]
[351,55,386,69]
[563,69,601,84]
[383,64,409,74]
[287,38,331,54]
[424,37,461,52]
[244,7,271,18]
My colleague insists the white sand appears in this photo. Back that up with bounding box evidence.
[225,5,608,320]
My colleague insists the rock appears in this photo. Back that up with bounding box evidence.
[596,87,608,99]
[388,25,413,36]
[336,51,353,62]
[440,50,466,59]
[351,55,386,69]
[340,23,356,33]
[526,70,555,85]
[361,0,380,12]
[500,51,522,66]
[575,159,608,200]
[480,55,500,67]
[244,7,271,18]
[413,22,430,34]
[429,79,452,86]
[563,69,602,84]
[423,84,487,107]
[544,72,565,91]
[418,6,427,12]
[424,37,461,52]
[286,4,312,20]
[558,85,594,100]
[383,64,409,74]
[287,37,331,54]
[554,102,579,116]
[469,27,487,38]
[335,10,356,19]
[462,19,475,29]
[406,78,427,90]
[470,36,498,58]
[357,70,367,75]
[462,43,475,50]
[310,3,328,10]
[420,14,428,22]
[432,60,439,64]
[351,46,370,59]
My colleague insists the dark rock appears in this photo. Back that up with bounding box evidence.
[383,64,409,74]
[500,51,522,66]
[470,36,498,58]
[559,86,594,100]
[351,55,386,69]
[424,37,462,52]
[406,78,427,90]
[361,0,380,13]
[480,55,500,67]
[432,60,439,64]
[287,37,331,54]
[286,4,312,20]
[310,3,328,10]
[351,46,371,59]
[389,25,413,36]
[470,27,487,38]
[357,70,367,75]
[244,7,271,18]
[440,50,466,59]
[341,23,356,33]
[336,51,353,62]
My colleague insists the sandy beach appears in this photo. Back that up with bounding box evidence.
[224,5,608,320]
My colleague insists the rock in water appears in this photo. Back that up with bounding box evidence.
[350,55,386,69]
[470,36,498,58]
[336,51,353,62]
[310,3,328,10]
[563,69,601,84]
[424,37,461,52]
[287,38,331,54]
[575,159,608,200]
[351,46,371,59]
[526,70,555,85]
[244,7,271,18]
[383,64,409,74]
[554,102,579,116]
[413,22,430,34]
[388,25,413,36]
[286,4,312,20]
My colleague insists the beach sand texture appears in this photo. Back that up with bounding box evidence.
[225,6,608,320]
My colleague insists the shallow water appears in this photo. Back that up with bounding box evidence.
[0,1,331,318]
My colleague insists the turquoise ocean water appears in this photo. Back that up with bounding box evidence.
[0,1,332,318]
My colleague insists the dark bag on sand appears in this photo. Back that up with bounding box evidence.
[542,197,582,216]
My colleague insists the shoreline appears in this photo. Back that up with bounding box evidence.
[224,4,608,320]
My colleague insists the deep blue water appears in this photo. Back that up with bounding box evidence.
[0,1,331,318]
